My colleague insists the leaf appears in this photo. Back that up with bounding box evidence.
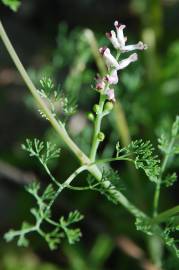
[42,184,56,201]
[44,228,64,250]
[87,169,122,205]
[67,210,84,224]
[64,228,82,244]
[59,210,84,245]
[117,140,160,184]
[22,138,61,165]
[26,181,40,196]
[39,77,55,98]
[4,229,16,242]
[135,216,153,236]
[163,173,177,187]
[1,0,20,11]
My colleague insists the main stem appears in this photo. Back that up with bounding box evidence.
[90,94,106,161]
[0,19,146,220]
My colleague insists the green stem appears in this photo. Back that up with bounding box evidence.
[153,137,175,217]
[153,205,179,224]
[90,94,106,161]
[45,165,88,215]
[41,161,60,187]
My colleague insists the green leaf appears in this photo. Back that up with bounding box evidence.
[26,181,40,196]
[44,228,64,250]
[87,169,122,205]
[4,229,16,242]
[135,216,153,236]
[66,210,84,224]
[163,173,177,187]
[1,0,20,11]
[59,210,84,244]
[22,138,61,164]
[117,140,160,184]
[42,184,56,201]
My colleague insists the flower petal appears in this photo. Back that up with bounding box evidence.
[106,88,116,102]
[106,30,120,49]
[114,21,126,48]
[99,47,119,70]
[121,41,148,52]
[106,69,118,85]
[117,53,138,70]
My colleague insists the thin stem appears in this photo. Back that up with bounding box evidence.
[153,137,175,217]
[153,205,179,224]
[95,156,133,164]
[41,161,60,187]
[45,165,87,215]
[90,94,106,161]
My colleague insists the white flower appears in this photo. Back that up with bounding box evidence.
[106,69,118,85]
[106,30,120,50]
[117,53,138,70]
[99,47,119,70]
[109,21,148,53]
[106,88,116,102]
[114,21,127,48]
[121,41,148,52]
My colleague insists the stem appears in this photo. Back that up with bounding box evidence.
[45,165,87,214]
[153,205,179,224]
[153,137,175,217]
[90,94,106,161]
[41,161,60,187]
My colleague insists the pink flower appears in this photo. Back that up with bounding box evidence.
[106,69,118,85]
[106,88,116,102]
[99,47,119,70]
[117,53,138,70]
[95,75,105,90]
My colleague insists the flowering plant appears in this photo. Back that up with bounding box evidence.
[1,2,179,268]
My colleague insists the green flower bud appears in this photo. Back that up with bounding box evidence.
[104,101,114,112]
[93,104,100,113]
[97,132,105,141]
[87,113,95,121]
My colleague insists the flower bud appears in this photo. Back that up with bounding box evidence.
[93,104,100,113]
[97,132,105,141]
[104,101,114,112]
[87,113,94,121]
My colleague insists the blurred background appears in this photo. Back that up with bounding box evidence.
[1,0,179,269]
